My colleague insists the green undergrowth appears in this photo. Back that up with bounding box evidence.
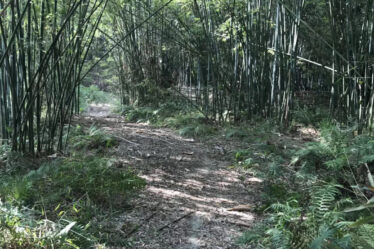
[236,122,374,249]
[79,85,120,113]
[68,125,119,154]
[122,102,219,137]
[0,127,145,248]
[122,102,284,141]
[0,156,145,248]
[292,106,330,128]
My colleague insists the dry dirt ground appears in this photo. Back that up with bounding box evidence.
[77,104,317,249]
[76,104,262,249]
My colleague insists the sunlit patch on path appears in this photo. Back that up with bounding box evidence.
[76,104,261,249]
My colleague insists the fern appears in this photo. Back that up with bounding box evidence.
[70,126,118,152]
[265,228,291,249]
[310,224,337,249]
[354,225,374,249]
[310,184,340,222]
[240,123,374,249]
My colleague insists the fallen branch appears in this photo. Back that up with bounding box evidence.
[158,211,195,231]
[123,202,161,238]
[109,134,140,146]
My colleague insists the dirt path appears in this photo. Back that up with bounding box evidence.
[78,104,261,249]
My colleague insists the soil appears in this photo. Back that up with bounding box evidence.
[74,104,314,249]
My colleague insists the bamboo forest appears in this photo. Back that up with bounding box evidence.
[1,0,374,248]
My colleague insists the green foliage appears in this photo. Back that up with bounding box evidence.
[0,152,39,177]
[0,202,92,249]
[69,126,118,153]
[353,225,374,248]
[122,103,218,138]
[25,157,144,207]
[0,144,10,158]
[79,85,119,112]
[224,127,251,139]
[163,112,205,128]
[177,124,216,137]
[124,106,157,123]
[82,36,119,94]
[292,123,374,183]
[292,107,330,127]
[262,183,292,204]
[0,156,145,248]
[239,123,374,248]
[235,149,252,162]
[243,185,354,249]
[165,111,217,137]
[135,79,172,106]
[310,184,341,220]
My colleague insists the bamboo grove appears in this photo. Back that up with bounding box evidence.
[0,0,107,153]
[2,0,374,153]
[108,0,374,129]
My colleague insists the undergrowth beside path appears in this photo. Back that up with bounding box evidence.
[236,123,374,249]
[1,102,373,248]
[122,104,374,249]
[0,126,145,248]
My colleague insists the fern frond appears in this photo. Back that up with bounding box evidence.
[310,184,340,221]
[265,228,291,249]
[354,224,374,249]
[310,224,336,249]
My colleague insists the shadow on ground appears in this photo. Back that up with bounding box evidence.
[75,104,262,249]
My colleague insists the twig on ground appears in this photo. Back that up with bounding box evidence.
[123,202,161,238]
[110,134,140,146]
[158,211,195,231]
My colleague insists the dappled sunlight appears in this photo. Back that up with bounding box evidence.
[141,174,164,183]
[245,177,263,183]
[148,186,205,203]
[147,186,242,208]
[297,127,320,139]
[74,104,261,248]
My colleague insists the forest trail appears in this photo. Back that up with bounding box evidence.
[77,104,261,249]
